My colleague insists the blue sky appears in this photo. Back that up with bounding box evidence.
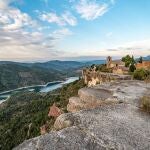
[0,0,150,61]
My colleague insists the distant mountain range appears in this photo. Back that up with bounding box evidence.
[0,60,105,92]
[0,60,105,70]
[0,55,149,92]
[142,55,150,61]
[135,55,150,62]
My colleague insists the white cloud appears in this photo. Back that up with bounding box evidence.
[40,11,77,26]
[62,11,77,26]
[0,0,73,61]
[40,12,65,26]
[0,27,72,61]
[0,9,36,31]
[75,0,108,20]
[0,0,11,9]
[52,28,73,38]
[119,39,150,50]
[105,39,150,57]
[0,0,37,32]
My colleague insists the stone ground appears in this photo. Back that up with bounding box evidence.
[14,80,150,150]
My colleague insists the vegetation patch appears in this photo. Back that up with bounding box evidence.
[0,79,85,150]
[133,68,150,80]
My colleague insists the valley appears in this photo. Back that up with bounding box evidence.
[0,77,79,103]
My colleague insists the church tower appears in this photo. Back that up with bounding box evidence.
[106,56,112,68]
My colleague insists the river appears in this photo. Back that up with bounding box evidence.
[0,77,79,104]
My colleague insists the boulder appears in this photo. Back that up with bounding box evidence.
[48,103,63,118]
[54,113,74,130]
[67,97,86,112]
[40,124,47,135]
[78,88,112,103]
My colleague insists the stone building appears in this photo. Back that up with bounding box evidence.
[113,66,129,75]
[106,56,125,68]
[136,61,150,70]
[106,56,129,75]
[82,68,131,87]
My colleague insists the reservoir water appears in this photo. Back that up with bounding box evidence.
[0,77,79,104]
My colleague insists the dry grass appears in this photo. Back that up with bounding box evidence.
[141,96,150,112]
[144,75,150,83]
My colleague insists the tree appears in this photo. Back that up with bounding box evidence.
[91,64,95,69]
[122,55,135,67]
[129,63,136,72]
[138,56,143,63]
[131,55,135,64]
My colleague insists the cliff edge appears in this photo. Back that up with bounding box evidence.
[14,80,150,150]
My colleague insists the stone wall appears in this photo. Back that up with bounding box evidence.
[82,69,131,86]
[136,61,150,70]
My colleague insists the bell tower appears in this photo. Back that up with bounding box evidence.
[106,56,112,68]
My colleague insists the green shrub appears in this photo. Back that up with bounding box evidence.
[133,68,150,80]
[122,55,135,67]
[129,63,136,72]
[95,64,112,73]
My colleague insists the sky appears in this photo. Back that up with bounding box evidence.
[0,0,150,62]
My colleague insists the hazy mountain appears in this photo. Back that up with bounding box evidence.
[143,55,150,61]
[0,64,66,92]
[33,60,84,71]
[0,60,105,92]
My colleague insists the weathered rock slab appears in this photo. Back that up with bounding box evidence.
[67,97,86,112]
[14,104,150,150]
[14,81,150,150]
[78,88,112,103]
[94,80,150,106]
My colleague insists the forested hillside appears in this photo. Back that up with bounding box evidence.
[0,64,65,92]
[0,79,85,150]
[0,61,84,92]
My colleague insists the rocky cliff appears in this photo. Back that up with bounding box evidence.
[14,80,150,150]
[82,68,131,87]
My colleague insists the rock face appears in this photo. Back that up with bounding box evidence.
[14,80,150,150]
[48,103,63,118]
[40,124,48,135]
[82,69,132,87]
[67,88,118,112]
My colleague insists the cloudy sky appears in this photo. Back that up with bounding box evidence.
[0,0,150,61]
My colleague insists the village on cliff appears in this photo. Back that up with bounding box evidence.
[82,55,150,86]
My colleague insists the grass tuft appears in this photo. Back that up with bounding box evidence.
[141,96,150,112]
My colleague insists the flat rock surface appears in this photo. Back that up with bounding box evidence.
[78,88,112,102]
[14,104,150,150]
[94,80,150,106]
[14,80,150,150]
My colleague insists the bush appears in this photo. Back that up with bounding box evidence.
[145,75,150,83]
[129,63,136,72]
[95,64,112,73]
[122,55,135,67]
[133,68,150,80]
[141,96,150,112]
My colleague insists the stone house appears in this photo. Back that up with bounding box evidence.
[106,56,125,68]
[135,61,150,70]
[113,66,129,75]
[106,56,129,75]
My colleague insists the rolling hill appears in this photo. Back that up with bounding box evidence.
[0,60,105,92]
